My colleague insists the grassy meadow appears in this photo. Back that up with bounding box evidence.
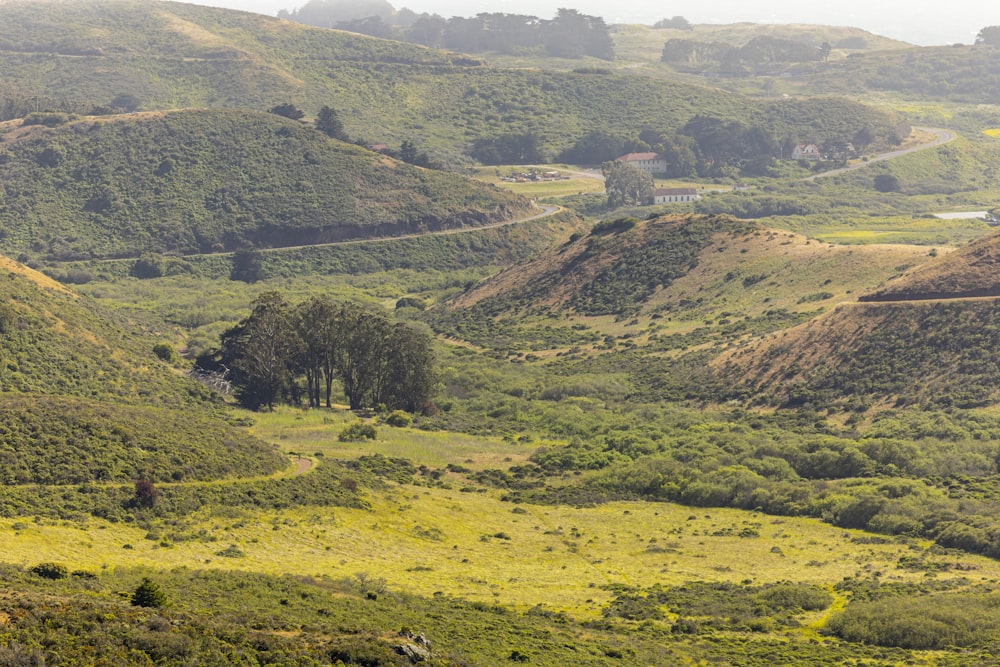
[4,408,998,619]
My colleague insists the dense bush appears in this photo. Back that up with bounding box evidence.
[340,421,378,442]
[0,395,284,485]
[383,410,413,427]
[827,594,1000,649]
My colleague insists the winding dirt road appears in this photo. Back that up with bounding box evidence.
[803,127,956,182]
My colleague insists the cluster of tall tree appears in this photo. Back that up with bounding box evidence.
[281,2,614,60]
[470,132,543,165]
[433,10,613,59]
[662,36,829,76]
[200,293,435,412]
[564,112,887,178]
[568,121,774,178]
[653,16,692,30]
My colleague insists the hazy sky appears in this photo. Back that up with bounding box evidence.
[204,0,1000,45]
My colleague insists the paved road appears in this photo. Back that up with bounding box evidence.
[85,204,564,263]
[256,204,563,255]
[803,127,956,182]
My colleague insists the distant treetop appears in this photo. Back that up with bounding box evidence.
[654,16,692,30]
[976,26,1000,46]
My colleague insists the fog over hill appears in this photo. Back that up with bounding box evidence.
[199,0,999,45]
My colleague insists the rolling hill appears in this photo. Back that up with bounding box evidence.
[791,44,1000,103]
[0,255,284,483]
[861,229,1000,301]
[716,229,1000,409]
[0,0,904,164]
[0,108,533,260]
[436,213,932,350]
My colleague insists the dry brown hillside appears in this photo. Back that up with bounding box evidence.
[448,214,932,324]
[715,232,1000,409]
[861,229,1000,301]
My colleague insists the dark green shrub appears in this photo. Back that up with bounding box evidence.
[30,562,68,580]
[132,577,167,608]
[36,145,65,168]
[131,254,165,279]
[152,343,175,362]
[591,217,637,235]
[328,636,407,666]
[826,594,1000,649]
[395,297,426,311]
[874,174,901,192]
[230,248,264,283]
[133,479,159,509]
[215,544,246,558]
[755,583,831,612]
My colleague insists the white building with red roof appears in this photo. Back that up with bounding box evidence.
[616,152,668,176]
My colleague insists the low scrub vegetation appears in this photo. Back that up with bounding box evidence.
[0,109,530,260]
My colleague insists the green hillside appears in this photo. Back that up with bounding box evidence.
[0,108,532,260]
[792,44,1000,103]
[0,255,194,405]
[0,0,903,164]
[0,256,284,483]
[447,215,751,317]
[717,230,1000,409]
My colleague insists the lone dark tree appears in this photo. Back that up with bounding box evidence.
[132,578,167,608]
[819,41,832,62]
[230,248,264,284]
[133,479,159,509]
[315,105,348,140]
[396,140,432,167]
[602,160,653,207]
[874,173,901,193]
[269,102,305,120]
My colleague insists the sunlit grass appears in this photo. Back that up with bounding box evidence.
[2,488,998,619]
[780,216,992,246]
[812,229,976,245]
[249,406,537,469]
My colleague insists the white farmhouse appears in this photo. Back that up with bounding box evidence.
[653,187,700,204]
